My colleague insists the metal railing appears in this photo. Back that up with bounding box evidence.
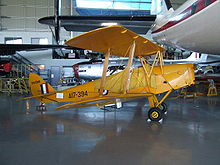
[0,78,29,94]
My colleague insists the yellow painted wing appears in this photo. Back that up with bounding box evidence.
[65,25,164,57]
[55,101,115,110]
[55,94,151,110]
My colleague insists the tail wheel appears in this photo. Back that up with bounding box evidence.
[160,102,167,113]
[148,107,163,121]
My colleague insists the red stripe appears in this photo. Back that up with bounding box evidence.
[152,0,217,34]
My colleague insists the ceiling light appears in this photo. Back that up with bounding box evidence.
[101,22,118,27]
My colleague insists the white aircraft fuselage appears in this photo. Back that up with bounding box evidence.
[151,0,220,54]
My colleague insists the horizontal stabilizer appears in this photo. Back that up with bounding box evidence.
[20,92,57,100]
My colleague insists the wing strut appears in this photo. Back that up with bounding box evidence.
[99,48,110,96]
[123,40,136,93]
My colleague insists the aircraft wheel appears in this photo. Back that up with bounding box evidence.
[160,102,167,113]
[148,107,163,122]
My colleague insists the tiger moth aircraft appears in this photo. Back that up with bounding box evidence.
[23,25,195,121]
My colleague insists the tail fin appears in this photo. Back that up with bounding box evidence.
[29,73,56,97]
[151,0,174,15]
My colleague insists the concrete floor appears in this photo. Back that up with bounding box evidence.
[0,93,220,165]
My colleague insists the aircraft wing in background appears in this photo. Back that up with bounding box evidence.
[0,44,80,56]
[38,15,156,35]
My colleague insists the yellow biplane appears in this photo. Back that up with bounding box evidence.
[23,25,195,121]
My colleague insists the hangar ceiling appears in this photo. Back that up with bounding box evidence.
[0,0,188,33]
[38,0,188,34]
[0,0,188,46]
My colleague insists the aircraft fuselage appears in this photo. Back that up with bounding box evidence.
[151,0,220,54]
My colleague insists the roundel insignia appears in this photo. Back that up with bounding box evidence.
[103,90,108,95]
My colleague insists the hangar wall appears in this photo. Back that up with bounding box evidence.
[0,0,72,44]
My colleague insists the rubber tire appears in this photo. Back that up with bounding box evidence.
[160,102,167,113]
[148,107,163,122]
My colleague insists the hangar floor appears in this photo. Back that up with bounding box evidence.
[0,93,220,165]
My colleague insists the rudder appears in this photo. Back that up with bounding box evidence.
[29,73,56,97]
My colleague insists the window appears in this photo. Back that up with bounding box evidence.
[205,0,211,6]
[36,64,45,70]
[191,2,197,15]
[31,38,48,45]
[5,37,22,44]
[76,0,152,10]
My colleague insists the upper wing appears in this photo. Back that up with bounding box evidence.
[65,25,164,57]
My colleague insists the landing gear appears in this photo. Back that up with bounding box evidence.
[148,107,163,122]
[36,103,47,114]
[160,102,167,114]
[147,102,168,122]
[146,90,172,122]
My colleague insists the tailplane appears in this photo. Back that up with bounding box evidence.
[29,73,56,97]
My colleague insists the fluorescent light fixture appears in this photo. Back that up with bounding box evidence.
[101,22,118,26]
[76,0,133,10]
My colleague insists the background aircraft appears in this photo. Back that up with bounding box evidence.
[72,59,141,81]
[0,44,75,56]
[150,0,220,55]
[69,53,219,83]
[38,0,220,57]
